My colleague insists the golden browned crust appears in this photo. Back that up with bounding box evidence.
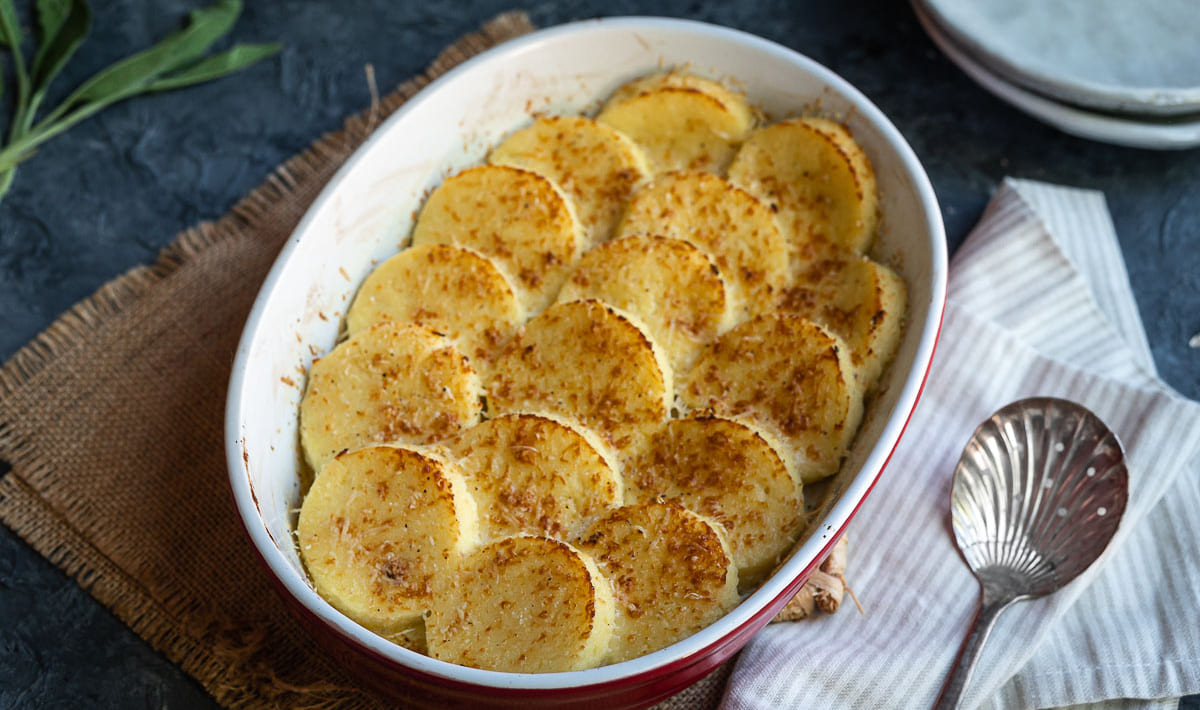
[438,412,622,541]
[623,415,802,587]
[489,115,649,246]
[557,234,730,372]
[486,299,672,453]
[597,85,754,174]
[426,535,615,672]
[297,70,893,671]
[605,71,757,126]
[346,243,523,361]
[299,322,482,472]
[575,499,737,663]
[777,251,907,391]
[412,164,581,314]
[802,117,879,250]
[728,117,879,264]
[617,170,789,319]
[679,313,865,482]
[297,444,478,635]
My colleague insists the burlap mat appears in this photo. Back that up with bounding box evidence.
[0,12,737,710]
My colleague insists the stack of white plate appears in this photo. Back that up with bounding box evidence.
[913,0,1200,150]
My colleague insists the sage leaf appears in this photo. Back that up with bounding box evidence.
[0,0,23,49]
[149,42,279,92]
[29,0,88,110]
[50,0,241,119]
[1,0,279,207]
[2,0,31,145]
[36,0,67,42]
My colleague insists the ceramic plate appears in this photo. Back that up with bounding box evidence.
[919,0,1200,118]
[916,2,1200,150]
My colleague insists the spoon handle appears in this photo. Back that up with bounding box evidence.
[934,590,1014,710]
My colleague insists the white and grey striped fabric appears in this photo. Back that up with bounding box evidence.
[721,179,1200,710]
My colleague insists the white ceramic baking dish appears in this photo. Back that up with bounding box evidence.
[226,16,947,709]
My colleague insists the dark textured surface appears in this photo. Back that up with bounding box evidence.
[0,1,1196,708]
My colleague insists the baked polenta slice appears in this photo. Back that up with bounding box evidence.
[489,115,649,246]
[597,73,755,174]
[346,243,523,361]
[779,253,907,390]
[487,299,672,452]
[297,445,478,637]
[427,535,616,672]
[680,314,864,482]
[438,412,623,542]
[575,500,738,664]
[606,72,756,126]
[299,322,482,472]
[617,171,788,318]
[556,234,730,372]
[411,164,580,314]
[624,416,802,587]
[727,117,879,262]
[805,117,879,244]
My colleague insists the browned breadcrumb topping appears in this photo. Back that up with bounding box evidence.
[618,170,787,313]
[575,500,734,661]
[490,115,647,244]
[411,164,577,311]
[297,446,467,634]
[623,416,801,586]
[300,323,481,470]
[682,314,851,452]
[439,413,620,543]
[298,70,901,673]
[428,536,603,672]
[486,300,668,450]
[600,87,741,172]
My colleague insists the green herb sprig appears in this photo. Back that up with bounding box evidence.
[0,0,280,205]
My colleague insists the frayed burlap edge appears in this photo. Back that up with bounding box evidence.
[0,12,534,710]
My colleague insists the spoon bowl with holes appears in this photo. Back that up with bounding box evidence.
[935,397,1129,709]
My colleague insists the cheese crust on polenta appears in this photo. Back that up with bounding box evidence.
[296,69,906,672]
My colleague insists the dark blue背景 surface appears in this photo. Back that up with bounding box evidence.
[1,1,1197,707]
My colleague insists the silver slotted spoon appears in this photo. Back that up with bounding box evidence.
[934,397,1129,709]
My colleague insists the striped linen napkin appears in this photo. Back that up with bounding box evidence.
[721,178,1200,710]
